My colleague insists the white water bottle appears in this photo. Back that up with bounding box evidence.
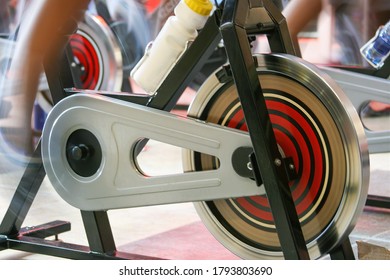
[130,0,213,94]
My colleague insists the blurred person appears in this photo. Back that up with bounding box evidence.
[283,0,389,115]
[283,0,366,65]
[0,0,153,165]
[282,0,322,58]
[0,0,90,164]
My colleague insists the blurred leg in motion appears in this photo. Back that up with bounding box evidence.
[282,0,322,55]
[1,0,89,163]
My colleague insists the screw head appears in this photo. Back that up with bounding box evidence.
[69,144,89,161]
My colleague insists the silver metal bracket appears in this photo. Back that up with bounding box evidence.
[41,93,264,211]
[322,66,390,153]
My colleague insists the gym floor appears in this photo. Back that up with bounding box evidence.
[0,96,389,260]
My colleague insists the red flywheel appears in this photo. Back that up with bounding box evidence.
[184,54,369,259]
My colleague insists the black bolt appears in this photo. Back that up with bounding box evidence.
[69,144,89,161]
[66,129,102,177]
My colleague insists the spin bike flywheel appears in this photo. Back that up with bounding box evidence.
[35,12,123,129]
[69,12,123,91]
[183,53,369,259]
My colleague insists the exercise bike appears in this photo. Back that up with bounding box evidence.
[0,0,369,260]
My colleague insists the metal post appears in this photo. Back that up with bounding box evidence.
[220,0,310,259]
[329,238,355,260]
[0,143,45,236]
[81,211,117,255]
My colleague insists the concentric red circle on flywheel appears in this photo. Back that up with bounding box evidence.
[225,92,329,228]
[192,73,346,251]
[70,33,101,89]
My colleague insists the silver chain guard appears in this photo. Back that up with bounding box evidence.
[41,93,264,211]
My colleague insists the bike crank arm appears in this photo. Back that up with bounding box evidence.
[41,93,265,211]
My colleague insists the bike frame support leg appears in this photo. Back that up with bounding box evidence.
[220,0,309,259]
[329,238,355,260]
[0,143,46,236]
[81,211,117,255]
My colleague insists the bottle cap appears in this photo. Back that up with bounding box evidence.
[184,0,213,16]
